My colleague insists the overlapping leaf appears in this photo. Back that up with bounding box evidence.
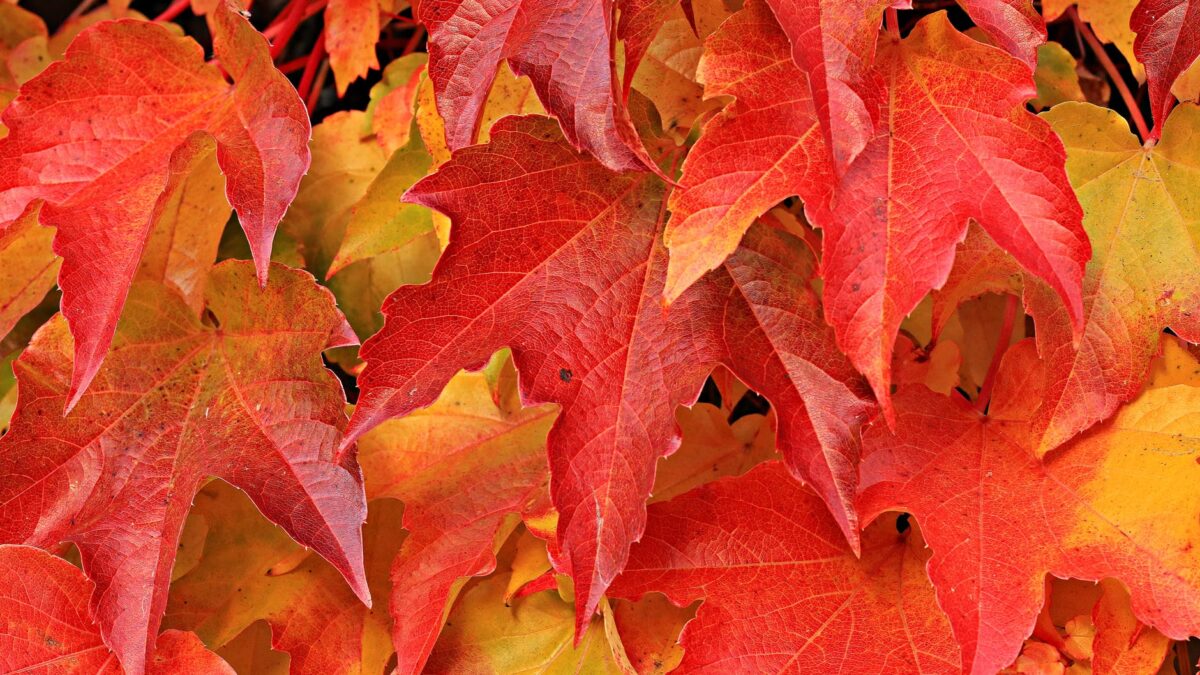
[166,482,401,675]
[812,11,1087,415]
[418,0,646,170]
[938,103,1200,454]
[859,337,1200,674]
[346,114,873,639]
[0,261,367,674]
[609,461,961,672]
[664,3,1087,414]
[0,4,309,406]
[0,545,232,674]
[1132,0,1200,136]
[355,361,557,674]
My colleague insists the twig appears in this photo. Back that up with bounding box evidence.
[1069,7,1152,143]
[976,294,1019,413]
[306,60,329,113]
[268,0,308,60]
[297,30,327,107]
[153,0,191,22]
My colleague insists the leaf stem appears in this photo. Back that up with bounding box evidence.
[263,0,327,43]
[297,30,327,109]
[306,60,330,113]
[1069,7,1152,142]
[401,26,426,56]
[884,8,901,39]
[153,0,191,22]
[975,294,1019,413]
[268,0,308,60]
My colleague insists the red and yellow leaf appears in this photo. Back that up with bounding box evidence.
[0,262,367,674]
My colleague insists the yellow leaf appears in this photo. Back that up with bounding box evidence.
[165,482,404,675]
[1032,42,1087,110]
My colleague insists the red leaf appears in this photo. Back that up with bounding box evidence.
[0,545,233,674]
[763,0,904,172]
[811,12,1087,416]
[0,261,367,675]
[0,3,309,408]
[418,0,645,171]
[663,0,830,303]
[346,115,872,640]
[858,339,1200,674]
[1132,0,1200,137]
[608,462,961,672]
[956,0,1045,67]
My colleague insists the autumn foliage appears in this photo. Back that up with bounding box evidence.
[0,0,1199,673]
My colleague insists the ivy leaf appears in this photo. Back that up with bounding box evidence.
[0,262,368,674]
[940,103,1200,454]
[1031,103,1200,452]
[1132,0,1200,136]
[418,0,646,171]
[354,362,557,675]
[858,337,1200,674]
[811,11,1087,416]
[0,545,233,674]
[346,114,873,640]
[0,3,309,407]
[608,462,961,673]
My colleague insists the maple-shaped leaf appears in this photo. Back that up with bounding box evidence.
[346,114,873,639]
[354,361,557,675]
[858,338,1200,674]
[326,0,381,95]
[811,11,1087,415]
[0,261,368,675]
[418,0,646,171]
[0,545,233,674]
[608,462,961,672]
[0,2,310,407]
[1132,0,1200,136]
[166,482,400,675]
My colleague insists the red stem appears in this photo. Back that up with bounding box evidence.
[268,0,308,60]
[884,8,901,38]
[263,0,327,41]
[1069,7,1152,142]
[277,56,309,74]
[401,26,426,56]
[976,294,1019,413]
[153,0,191,22]
[306,60,329,113]
[297,31,327,106]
